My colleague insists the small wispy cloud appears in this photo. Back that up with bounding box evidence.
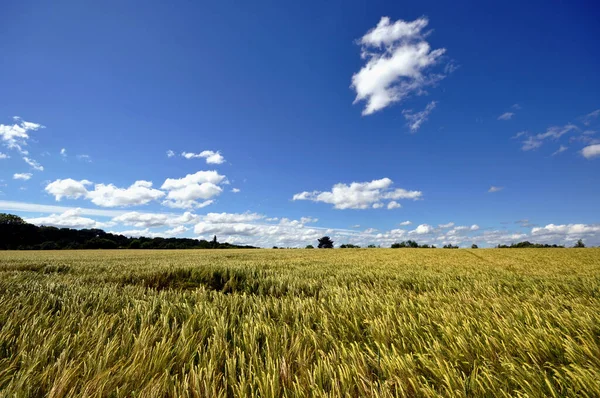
[23,157,44,171]
[60,148,67,157]
[76,154,92,162]
[399,221,412,226]
[581,109,600,126]
[166,150,175,158]
[231,188,241,193]
[488,186,503,193]
[498,112,514,121]
[552,145,568,156]
[402,101,437,133]
[511,104,522,110]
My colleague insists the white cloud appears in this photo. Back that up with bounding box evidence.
[364,228,378,233]
[166,150,175,158]
[488,186,503,193]
[399,220,412,226]
[300,217,318,224]
[86,181,165,207]
[552,145,568,156]
[76,154,92,162]
[351,17,446,115]
[511,104,522,110]
[387,201,401,209]
[165,226,188,236]
[438,222,454,228]
[25,208,111,229]
[13,173,32,181]
[402,101,437,132]
[23,156,44,171]
[60,148,67,157]
[0,152,9,159]
[181,150,225,164]
[581,144,600,159]
[231,188,241,193]
[45,178,164,207]
[45,179,92,200]
[0,117,44,153]
[521,124,578,151]
[498,112,514,121]
[204,212,264,224]
[112,211,198,228]
[293,178,422,210]
[410,224,434,235]
[161,170,226,209]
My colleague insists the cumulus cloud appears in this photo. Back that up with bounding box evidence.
[0,152,9,159]
[402,101,437,132]
[293,178,421,210]
[520,124,578,151]
[231,188,241,193]
[161,170,226,209]
[45,178,164,207]
[181,150,225,164]
[13,173,32,181]
[498,112,514,121]
[581,144,600,159]
[0,117,44,153]
[112,211,198,228]
[410,224,434,235]
[46,179,92,200]
[351,17,446,115]
[438,222,454,228]
[488,186,503,193]
[387,201,401,209]
[25,208,111,229]
[399,220,412,226]
[166,150,175,158]
[87,181,164,207]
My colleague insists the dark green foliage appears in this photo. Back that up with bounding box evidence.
[442,244,459,249]
[471,244,478,249]
[574,239,585,248]
[367,244,377,248]
[305,245,314,249]
[0,213,257,250]
[497,241,564,248]
[317,236,334,249]
[340,244,360,248]
[391,240,429,248]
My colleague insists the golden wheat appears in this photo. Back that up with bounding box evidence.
[0,248,599,397]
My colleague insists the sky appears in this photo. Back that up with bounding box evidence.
[1,0,599,248]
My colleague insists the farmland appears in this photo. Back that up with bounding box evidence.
[1,249,599,397]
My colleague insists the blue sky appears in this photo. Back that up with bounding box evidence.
[1,0,599,247]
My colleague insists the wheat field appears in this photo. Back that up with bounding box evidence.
[0,248,599,397]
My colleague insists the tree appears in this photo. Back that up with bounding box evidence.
[305,245,314,249]
[367,244,377,248]
[0,214,26,225]
[471,244,478,249]
[317,236,334,249]
[212,235,218,248]
[574,239,585,248]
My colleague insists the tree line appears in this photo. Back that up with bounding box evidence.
[0,214,257,250]
[307,237,586,249]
